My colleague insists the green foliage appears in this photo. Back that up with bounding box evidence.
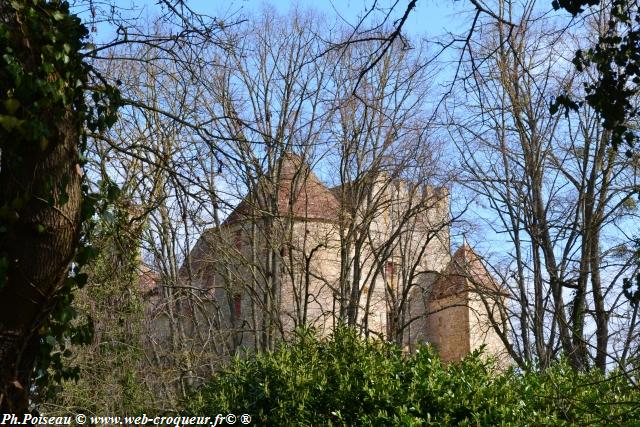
[186,328,640,426]
[623,239,640,307]
[0,1,119,147]
[42,204,155,414]
[0,0,121,400]
[33,178,122,400]
[552,0,640,156]
[551,0,599,16]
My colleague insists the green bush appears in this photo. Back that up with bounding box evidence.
[185,328,640,426]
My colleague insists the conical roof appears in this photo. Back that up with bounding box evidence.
[224,153,340,225]
[430,243,504,300]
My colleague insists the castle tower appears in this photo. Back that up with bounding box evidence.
[424,244,509,364]
[183,154,508,363]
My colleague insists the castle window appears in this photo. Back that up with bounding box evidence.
[233,294,242,317]
[385,261,395,276]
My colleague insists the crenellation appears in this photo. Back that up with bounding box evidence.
[181,154,509,364]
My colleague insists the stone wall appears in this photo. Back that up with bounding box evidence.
[467,292,510,367]
[182,176,509,365]
[424,292,470,363]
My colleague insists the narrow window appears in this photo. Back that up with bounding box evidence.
[385,261,395,276]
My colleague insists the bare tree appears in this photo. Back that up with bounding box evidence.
[181,9,457,353]
[188,7,336,351]
[76,14,237,406]
[325,35,456,343]
[448,0,639,370]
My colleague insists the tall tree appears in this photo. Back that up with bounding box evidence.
[449,0,639,371]
[0,0,227,411]
[0,1,119,412]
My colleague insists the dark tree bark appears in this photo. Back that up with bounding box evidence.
[0,3,83,413]
[0,114,82,413]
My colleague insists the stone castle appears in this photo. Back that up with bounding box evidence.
[185,153,509,364]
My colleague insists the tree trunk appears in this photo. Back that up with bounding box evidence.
[0,111,82,413]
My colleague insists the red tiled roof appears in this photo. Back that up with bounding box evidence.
[430,244,503,300]
[139,264,160,295]
[223,153,340,225]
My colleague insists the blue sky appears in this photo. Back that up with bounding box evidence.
[229,0,472,37]
[89,0,473,40]
[84,0,490,250]
[86,0,602,258]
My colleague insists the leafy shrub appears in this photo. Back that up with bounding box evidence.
[185,328,640,426]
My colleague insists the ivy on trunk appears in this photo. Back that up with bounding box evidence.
[0,0,118,413]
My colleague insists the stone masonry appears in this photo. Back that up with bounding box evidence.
[186,154,509,363]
